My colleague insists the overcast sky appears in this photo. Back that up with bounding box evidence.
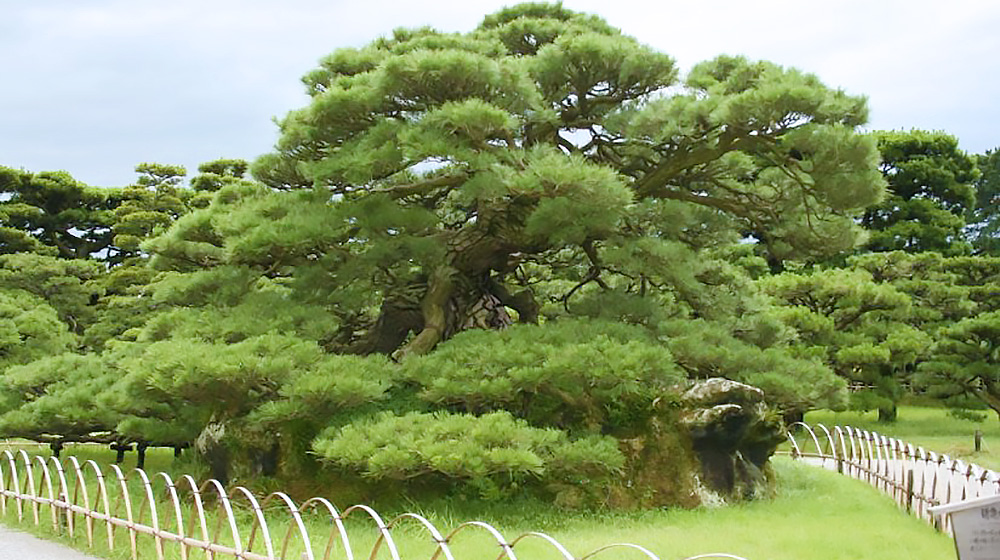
[3,0,999,187]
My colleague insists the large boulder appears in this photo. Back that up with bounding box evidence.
[613,378,783,508]
[679,378,784,501]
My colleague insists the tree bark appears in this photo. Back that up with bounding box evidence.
[488,278,539,324]
[345,298,424,355]
[396,266,456,359]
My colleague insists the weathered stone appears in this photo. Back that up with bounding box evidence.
[682,377,765,409]
[678,378,784,503]
[195,421,230,485]
[613,413,702,509]
[608,378,782,508]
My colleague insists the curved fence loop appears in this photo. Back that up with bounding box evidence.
[1,450,21,519]
[813,424,837,461]
[154,471,189,560]
[445,520,518,560]
[386,511,456,560]
[509,531,575,560]
[200,478,243,559]
[109,463,140,560]
[580,542,663,560]
[45,455,72,535]
[341,503,403,560]
[300,496,354,560]
[91,458,118,550]
[179,474,213,560]
[30,454,59,530]
[18,450,39,525]
[0,452,7,517]
[231,485,276,559]
[260,491,315,560]
[132,467,166,560]
[65,456,93,546]
[784,422,810,458]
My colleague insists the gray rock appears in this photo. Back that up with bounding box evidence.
[682,378,764,408]
[678,378,784,502]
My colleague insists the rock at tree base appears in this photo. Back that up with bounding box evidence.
[680,378,784,502]
[612,378,783,508]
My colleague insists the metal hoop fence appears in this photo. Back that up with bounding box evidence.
[784,423,1000,534]
[0,447,747,560]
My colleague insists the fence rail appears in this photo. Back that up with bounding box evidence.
[784,423,1000,534]
[0,448,746,560]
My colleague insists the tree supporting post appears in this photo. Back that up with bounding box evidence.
[136,443,148,470]
[110,443,132,464]
[976,430,983,452]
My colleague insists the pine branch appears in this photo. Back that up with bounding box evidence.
[372,172,468,200]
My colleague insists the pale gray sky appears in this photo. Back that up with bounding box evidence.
[3,0,999,187]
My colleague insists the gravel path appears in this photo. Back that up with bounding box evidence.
[0,525,105,560]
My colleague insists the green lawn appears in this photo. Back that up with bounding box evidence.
[522,457,954,560]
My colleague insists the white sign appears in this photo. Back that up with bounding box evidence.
[930,494,1000,560]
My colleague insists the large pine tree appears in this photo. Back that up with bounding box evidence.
[232,3,886,358]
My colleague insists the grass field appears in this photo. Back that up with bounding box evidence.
[0,410,972,560]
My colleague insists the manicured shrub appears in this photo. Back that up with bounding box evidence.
[313,410,624,499]
[402,319,685,434]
